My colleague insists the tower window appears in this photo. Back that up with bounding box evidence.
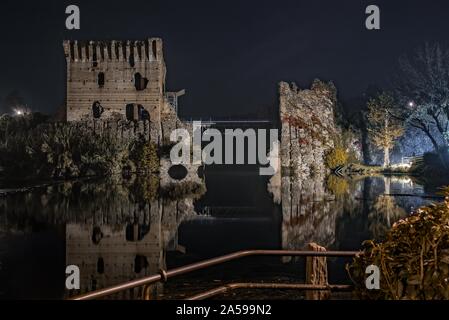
[134,73,148,91]
[126,104,136,121]
[92,101,104,119]
[92,50,98,67]
[129,44,135,67]
[152,40,157,60]
[97,258,105,274]
[91,226,103,244]
[134,255,148,274]
[98,72,105,87]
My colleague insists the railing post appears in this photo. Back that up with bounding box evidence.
[305,243,330,300]
[142,285,153,300]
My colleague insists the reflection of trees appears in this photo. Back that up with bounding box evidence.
[368,195,407,239]
[0,174,198,228]
[368,177,407,240]
[326,175,349,198]
[279,172,422,255]
[0,176,201,299]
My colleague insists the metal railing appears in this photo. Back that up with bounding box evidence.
[186,283,354,300]
[69,249,359,300]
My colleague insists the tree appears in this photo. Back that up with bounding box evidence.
[394,43,449,152]
[367,92,404,167]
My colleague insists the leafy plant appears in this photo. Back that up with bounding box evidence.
[0,116,132,180]
[325,145,349,169]
[130,139,160,174]
[347,187,449,300]
[366,92,404,167]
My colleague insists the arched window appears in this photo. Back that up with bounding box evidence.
[92,50,98,67]
[91,226,103,244]
[92,101,104,119]
[97,258,105,274]
[134,255,148,273]
[125,104,135,121]
[152,40,157,60]
[98,72,105,87]
[129,47,135,67]
[138,105,150,121]
[134,73,148,91]
[126,223,150,241]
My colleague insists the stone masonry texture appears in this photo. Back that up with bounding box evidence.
[63,39,165,137]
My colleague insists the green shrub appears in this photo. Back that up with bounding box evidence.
[325,146,349,169]
[0,113,49,142]
[0,119,130,180]
[130,175,160,202]
[130,139,160,173]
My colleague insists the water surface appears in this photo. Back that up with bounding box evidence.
[0,168,436,299]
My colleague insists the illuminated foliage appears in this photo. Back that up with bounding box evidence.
[130,139,160,174]
[326,175,349,196]
[348,187,449,300]
[367,92,404,167]
[325,145,349,169]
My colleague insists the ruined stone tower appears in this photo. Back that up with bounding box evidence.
[63,39,166,127]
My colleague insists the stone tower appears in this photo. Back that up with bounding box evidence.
[63,39,166,128]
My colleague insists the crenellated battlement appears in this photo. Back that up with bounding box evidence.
[63,38,167,138]
[63,38,163,63]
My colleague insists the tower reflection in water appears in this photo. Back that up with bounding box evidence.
[0,170,432,299]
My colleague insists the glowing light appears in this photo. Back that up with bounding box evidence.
[408,101,415,107]
[390,162,412,170]
[13,108,26,116]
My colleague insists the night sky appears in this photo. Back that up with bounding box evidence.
[1,0,449,118]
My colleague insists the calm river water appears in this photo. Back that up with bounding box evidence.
[0,166,437,299]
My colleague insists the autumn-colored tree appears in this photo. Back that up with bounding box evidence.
[367,93,404,167]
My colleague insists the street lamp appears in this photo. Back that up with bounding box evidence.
[13,108,25,116]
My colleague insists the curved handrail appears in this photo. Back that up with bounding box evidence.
[186,283,354,300]
[69,249,359,300]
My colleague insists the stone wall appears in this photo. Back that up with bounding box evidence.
[77,119,159,143]
[160,99,188,144]
[62,38,203,186]
[275,80,366,253]
[279,80,338,177]
[53,106,183,146]
[63,39,165,136]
